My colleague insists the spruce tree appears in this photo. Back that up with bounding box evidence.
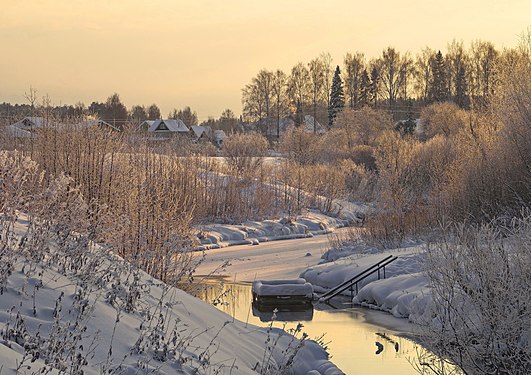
[429,51,448,102]
[455,65,468,109]
[328,65,345,128]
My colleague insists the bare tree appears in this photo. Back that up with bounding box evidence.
[223,132,269,176]
[308,57,325,132]
[344,52,365,109]
[469,40,499,108]
[414,47,436,103]
[24,85,38,110]
[288,63,311,126]
[271,69,288,140]
[320,52,334,111]
[377,47,403,108]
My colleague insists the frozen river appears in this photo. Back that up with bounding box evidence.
[194,233,450,374]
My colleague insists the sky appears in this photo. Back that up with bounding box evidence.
[1,0,529,120]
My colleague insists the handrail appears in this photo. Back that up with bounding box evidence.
[319,255,394,299]
[319,255,398,302]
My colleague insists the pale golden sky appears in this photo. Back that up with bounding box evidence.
[1,0,529,119]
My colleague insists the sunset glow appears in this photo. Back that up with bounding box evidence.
[1,0,529,118]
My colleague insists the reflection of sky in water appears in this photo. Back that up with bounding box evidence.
[194,281,457,375]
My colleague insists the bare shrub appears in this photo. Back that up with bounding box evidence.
[334,107,393,147]
[340,159,377,202]
[280,127,321,165]
[420,102,467,139]
[223,132,268,175]
[422,216,531,374]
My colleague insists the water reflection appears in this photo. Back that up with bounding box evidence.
[194,279,459,375]
[252,301,314,322]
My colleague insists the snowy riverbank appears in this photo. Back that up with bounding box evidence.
[301,245,433,324]
[0,218,344,375]
[195,205,366,249]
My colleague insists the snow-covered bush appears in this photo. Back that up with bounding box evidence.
[422,216,531,374]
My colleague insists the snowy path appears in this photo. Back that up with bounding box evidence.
[195,229,343,282]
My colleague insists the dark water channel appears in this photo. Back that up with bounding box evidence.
[194,280,450,375]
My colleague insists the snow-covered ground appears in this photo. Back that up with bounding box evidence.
[301,245,433,324]
[0,217,343,374]
[194,228,338,282]
[195,209,364,249]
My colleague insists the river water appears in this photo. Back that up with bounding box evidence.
[194,280,448,375]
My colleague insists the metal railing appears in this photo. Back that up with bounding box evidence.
[318,255,398,303]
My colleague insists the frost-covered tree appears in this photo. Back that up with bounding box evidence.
[271,69,289,140]
[455,65,469,109]
[104,93,128,121]
[146,104,161,120]
[328,65,344,128]
[308,57,325,132]
[344,52,365,109]
[369,65,380,105]
[130,105,148,123]
[423,218,531,375]
[359,69,370,107]
[288,63,311,126]
[168,106,198,126]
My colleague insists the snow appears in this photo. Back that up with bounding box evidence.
[196,211,355,249]
[147,119,189,133]
[0,218,343,374]
[194,228,337,282]
[301,245,433,323]
[353,273,433,322]
[252,279,313,298]
[301,246,424,293]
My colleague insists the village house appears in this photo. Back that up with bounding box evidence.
[257,114,326,139]
[5,117,120,139]
[190,125,212,142]
[139,119,190,139]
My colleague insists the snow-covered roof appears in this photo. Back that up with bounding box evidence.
[10,116,48,130]
[263,116,325,137]
[148,119,189,133]
[77,119,121,132]
[214,129,226,141]
[303,115,326,134]
[190,125,211,139]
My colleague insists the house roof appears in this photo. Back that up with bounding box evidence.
[214,129,226,142]
[146,119,189,133]
[77,119,121,132]
[263,115,325,136]
[190,125,210,138]
[11,117,47,130]
[303,115,326,134]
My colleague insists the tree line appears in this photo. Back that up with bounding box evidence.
[0,90,244,133]
[242,39,502,134]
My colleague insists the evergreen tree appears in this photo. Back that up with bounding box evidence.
[369,66,380,106]
[328,65,344,128]
[429,51,448,102]
[455,65,468,109]
[359,69,370,107]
